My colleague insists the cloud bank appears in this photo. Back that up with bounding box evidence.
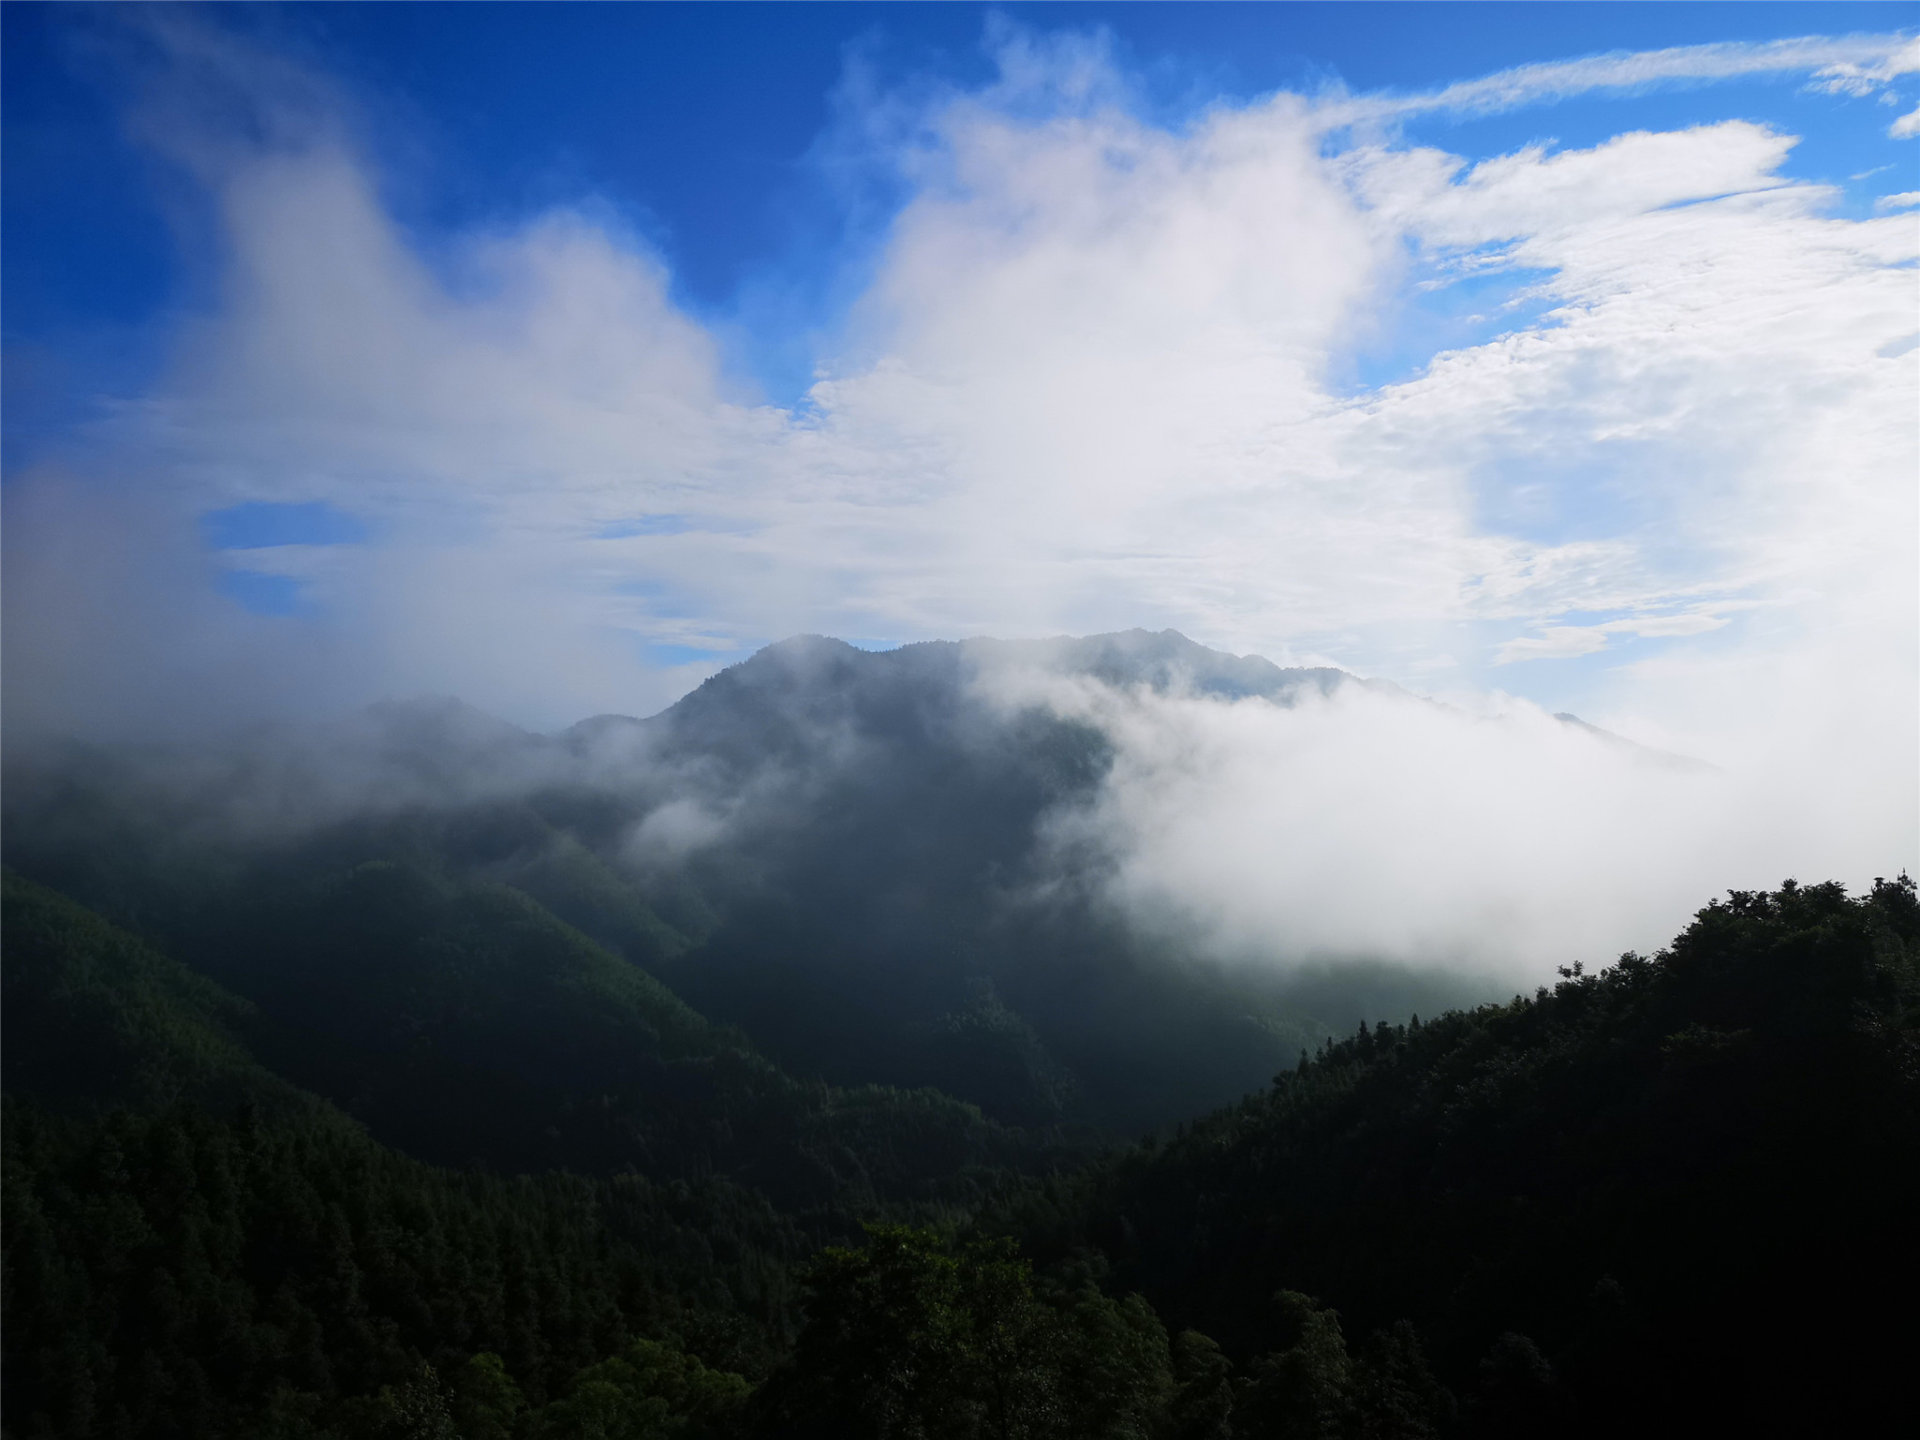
[4,16,1915,956]
[993,669,1897,975]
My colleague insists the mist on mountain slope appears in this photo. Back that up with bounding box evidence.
[1020,675,1725,974]
[636,629,1897,982]
[8,625,1906,1132]
[8,628,1862,990]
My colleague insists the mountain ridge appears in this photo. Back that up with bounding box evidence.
[0,625,1676,1148]
[561,627,1694,772]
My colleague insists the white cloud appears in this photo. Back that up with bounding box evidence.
[1331,32,1919,124]
[1892,106,1920,139]
[1494,628,1614,665]
[1809,35,1920,97]
[4,17,1914,911]
[999,671,1906,976]
[1494,612,1730,664]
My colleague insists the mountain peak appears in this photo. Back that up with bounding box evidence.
[956,628,1356,704]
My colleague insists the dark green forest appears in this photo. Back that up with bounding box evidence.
[4,639,1916,1437]
[7,867,1915,1438]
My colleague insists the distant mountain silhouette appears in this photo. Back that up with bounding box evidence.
[573,628,1358,740]
[567,628,1696,772]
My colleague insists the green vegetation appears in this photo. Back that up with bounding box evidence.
[2,872,311,1119]
[3,849,1051,1214]
[2,1097,787,1439]
[6,865,1913,1436]
[1003,874,1920,1435]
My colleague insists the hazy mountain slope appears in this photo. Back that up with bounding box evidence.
[1,869,324,1120]
[215,861,1062,1206]
[1,629,1506,1136]
[579,633,1367,1127]
[4,861,1048,1224]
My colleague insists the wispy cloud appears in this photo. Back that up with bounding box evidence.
[1808,35,1920,97]
[1494,612,1729,665]
[1328,31,1919,125]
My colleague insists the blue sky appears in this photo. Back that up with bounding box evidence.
[7,3,1912,416]
[2,1,1915,782]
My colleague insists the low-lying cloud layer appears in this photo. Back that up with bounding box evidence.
[4,15,1915,963]
[1003,669,1901,974]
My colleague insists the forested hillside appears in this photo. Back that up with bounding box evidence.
[6,864,1914,1437]
[0,871,1002,1439]
[1001,874,1920,1435]
[0,633,1495,1137]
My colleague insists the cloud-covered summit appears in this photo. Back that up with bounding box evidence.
[4,624,1868,989]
